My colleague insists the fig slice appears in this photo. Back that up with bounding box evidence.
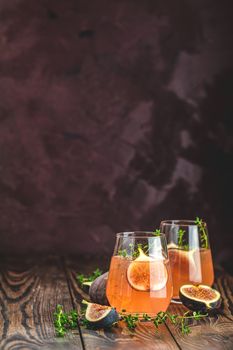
[127,248,168,292]
[179,284,221,312]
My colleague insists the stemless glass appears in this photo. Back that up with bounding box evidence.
[160,220,214,300]
[106,232,173,316]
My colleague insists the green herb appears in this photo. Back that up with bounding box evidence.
[178,310,208,334]
[53,305,78,337]
[121,310,207,335]
[195,217,208,249]
[118,229,162,258]
[177,229,186,247]
[118,249,128,257]
[153,311,168,329]
[136,243,143,251]
[167,313,178,324]
[77,268,102,286]
[142,313,152,321]
[176,310,207,334]
[180,316,191,334]
[121,313,139,330]
[54,304,208,337]
[153,229,161,236]
[129,243,138,258]
[119,243,146,258]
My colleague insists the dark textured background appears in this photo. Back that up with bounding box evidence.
[0,0,232,271]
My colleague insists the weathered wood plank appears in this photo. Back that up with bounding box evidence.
[65,257,179,350]
[167,271,233,350]
[0,256,83,350]
[215,271,233,321]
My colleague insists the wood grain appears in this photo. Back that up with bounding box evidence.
[1,256,232,350]
[167,271,233,350]
[215,270,233,321]
[65,257,179,350]
[0,256,83,350]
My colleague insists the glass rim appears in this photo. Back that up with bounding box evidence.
[116,231,166,239]
[160,219,207,227]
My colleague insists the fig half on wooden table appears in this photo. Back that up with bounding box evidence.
[85,302,119,329]
[180,284,221,312]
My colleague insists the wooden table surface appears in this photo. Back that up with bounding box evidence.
[0,256,232,350]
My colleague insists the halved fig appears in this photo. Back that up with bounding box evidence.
[85,302,119,329]
[179,284,221,312]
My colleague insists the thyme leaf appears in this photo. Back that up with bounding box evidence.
[54,304,208,337]
[153,229,161,236]
[177,228,186,247]
[118,249,128,257]
[124,310,208,335]
[77,268,102,286]
[53,305,78,337]
[195,217,208,249]
[118,228,162,258]
[121,313,139,330]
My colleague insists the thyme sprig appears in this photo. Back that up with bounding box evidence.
[77,268,102,286]
[118,229,162,258]
[54,305,208,337]
[177,229,186,247]
[153,229,161,236]
[121,310,208,334]
[195,217,208,249]
[175,218,208,250]
[53,305,78,337]
[121,313,139,330]
[118,249,128,257]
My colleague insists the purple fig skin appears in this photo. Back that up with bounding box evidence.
[179,285,222,312]
[89,272,109,306]
[85,304,119,329]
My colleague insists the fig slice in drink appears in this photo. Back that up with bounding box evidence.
[106,232,173,315]
[127,248,168,292]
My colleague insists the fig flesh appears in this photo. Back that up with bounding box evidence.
[180,284,221,312]
[85,302,119,329]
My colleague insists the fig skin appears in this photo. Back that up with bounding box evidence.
[85,304,119,329]
[89,272,109,306]
[81,281,92,294]
[179,285,222,312]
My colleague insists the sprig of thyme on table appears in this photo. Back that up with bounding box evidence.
[53,305,208,337]
[53,305,78,337]
[121,310,208,335]
[54,305,208,337]
[77,268,102,286]
[121,312,139,330]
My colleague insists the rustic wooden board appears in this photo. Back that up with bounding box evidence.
[167,270,233,350]
[65,258,233,350]
[1,256,232,350]
[64,257,179,350]
[0,256,83,350]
